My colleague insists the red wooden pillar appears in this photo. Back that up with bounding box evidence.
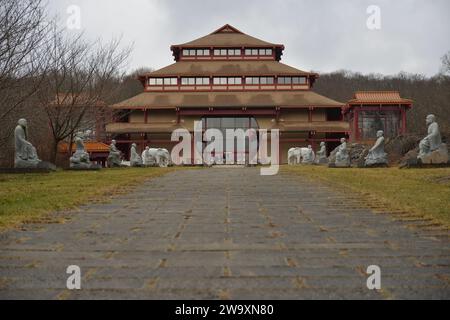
[191,133,194,165]
[176,108,181,124]
[278,131,282,165]
[354,106,360,141]
[310,131,317,150]
[141,133,146,151]
[144,108,148,123]
[401,106,407,135]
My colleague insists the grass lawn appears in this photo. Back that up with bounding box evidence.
[0,167,181,230]
[284,165,450,227]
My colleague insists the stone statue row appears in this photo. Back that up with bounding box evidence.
[288,132,389,167]
[13,119,171,170]
[71,137,171,169]
[13,115,448,170]
[287,114,448,168]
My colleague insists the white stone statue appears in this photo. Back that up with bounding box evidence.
[315,142,328,164]
[70,134,92,169]
[365,130,388,167]
[288,147,301,165]
[107,140,122,167]
[142,147,154,166]
[130,143,143,167]
[334,138,350,167]
[288,147,315,165]
[418,114,448,164]
[142,147,171,167]
[14,119,42,168]
[301,145,315,164]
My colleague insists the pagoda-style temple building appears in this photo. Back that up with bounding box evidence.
[107,24,352,164]
[344,91,413,142]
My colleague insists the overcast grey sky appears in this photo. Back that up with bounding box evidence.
[48,0,450,76]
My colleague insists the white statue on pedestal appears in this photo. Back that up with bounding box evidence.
[334,138,350,167]
[107,140,122,167]
[418,114,448,164]
[315,142,328,164]
[130,143,143,167]
[301,145,315,164]
[70,134,92,169]
[14,119,41,168]
[365,130,388,167]
[142,146,171,167]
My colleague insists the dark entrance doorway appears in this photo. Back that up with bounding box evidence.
[202,117,259,164]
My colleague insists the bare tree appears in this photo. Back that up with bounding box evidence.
[0,0,53,165]
[0,0,50,120]
[37,25,132,163]
[441,51,450,75]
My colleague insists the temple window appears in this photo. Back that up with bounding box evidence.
[148,77,177,86]
[213,77,227,85]
[260,77,274,85]
[213,48,241,56]
[213,77,242,85]
[245,77,259,85]
[181,77,195,85]
[245,77,274,85]
[245,48,272,56]
[278,76,307,85]
[195,77,210,85]
[163,78,178,86]
[228,77,242,85]
[181,77,210,85]
[182,49,210,56]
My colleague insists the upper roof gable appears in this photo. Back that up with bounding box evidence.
[171,24,284,49]
[211,24,244,34]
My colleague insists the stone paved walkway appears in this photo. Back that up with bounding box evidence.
[0,168,449,299]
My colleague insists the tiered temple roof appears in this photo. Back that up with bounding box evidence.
[116,24,342,110]
[112,91,343,109]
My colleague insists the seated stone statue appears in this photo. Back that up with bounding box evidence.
[365,130,388,167]
[70,135,92,169]
[315,142,328,164]
[335,138,350,167]
[301,145,315,164]
[142,146,154,166]
[14,119,42,168]
[418,114,448,164]
[107,140,122,167]
[130,143,143,167]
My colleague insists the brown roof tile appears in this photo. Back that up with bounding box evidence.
[58,141,110,153]
[348,91,413,104]
[143,61,316,77]
[111,91,344,109]
[106,122,186,134]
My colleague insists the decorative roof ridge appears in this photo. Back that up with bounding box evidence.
[210,24,244,35]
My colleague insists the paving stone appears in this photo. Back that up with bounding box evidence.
[0,168,449,299]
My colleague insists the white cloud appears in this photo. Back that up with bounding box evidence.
[48,0,450,76]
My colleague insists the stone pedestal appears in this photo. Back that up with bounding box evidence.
[334,159,351,168]
[316,157,328,165]
[418,144,449,164]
